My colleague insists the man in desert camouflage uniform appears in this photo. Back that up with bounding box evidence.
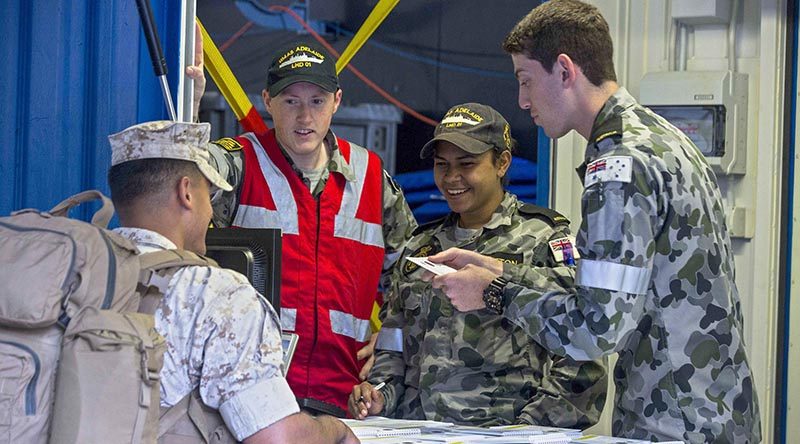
[107,121,357,443]
[425,2,761,442]
[187,37,417,413]
[347,103,606,427]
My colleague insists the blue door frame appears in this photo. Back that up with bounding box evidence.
[778,2,798,443]
[1,0,182,221]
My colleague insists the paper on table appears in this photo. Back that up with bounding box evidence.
[343,417,453,439]
[417,432,573,443]
[405,256,456,276]
[466,424,582,437]
[571,436,683,444]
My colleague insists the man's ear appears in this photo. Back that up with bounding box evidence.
[555,53,578,88]
[332,89,343,114]
[262,89,272,114]
[176,176,194,210]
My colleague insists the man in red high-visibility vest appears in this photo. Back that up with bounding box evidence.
[188,38,417,414]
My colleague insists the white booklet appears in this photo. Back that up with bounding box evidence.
[404,256,456,276]
[572,435,683,444]
[343,417,453,439]
[461,424,581,437]
[418,432,573,443]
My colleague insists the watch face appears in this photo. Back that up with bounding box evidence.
[483,277,507,314]
[483,289,502,314]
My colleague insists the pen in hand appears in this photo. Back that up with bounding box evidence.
[358,376,393,404]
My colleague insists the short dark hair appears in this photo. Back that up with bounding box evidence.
[502,0,617,86]
[108,158,203,208]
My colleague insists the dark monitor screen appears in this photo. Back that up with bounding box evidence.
[205,228,282,310]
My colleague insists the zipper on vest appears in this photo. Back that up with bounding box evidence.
[0,340,40,415]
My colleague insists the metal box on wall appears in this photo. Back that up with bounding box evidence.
[639,70,748,175]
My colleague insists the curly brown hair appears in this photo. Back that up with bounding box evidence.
[502,0,617,86]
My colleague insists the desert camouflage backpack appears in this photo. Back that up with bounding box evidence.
[0,190,214,443]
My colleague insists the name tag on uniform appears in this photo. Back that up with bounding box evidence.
[584,155,632,187]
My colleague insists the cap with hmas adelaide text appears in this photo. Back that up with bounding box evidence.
[266,40,339,97]
[420,103,515,158]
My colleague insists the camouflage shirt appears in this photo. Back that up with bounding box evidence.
[208,129,417,291]
[502,89,761,443]
[114,227,300,441]
[370,193,607,427]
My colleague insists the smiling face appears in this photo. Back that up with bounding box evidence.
[433,141,510,229]
[263,81,342,169]
[511,53,572,139]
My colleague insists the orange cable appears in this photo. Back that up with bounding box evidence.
[219,21,255,53]
[268,5,439,127]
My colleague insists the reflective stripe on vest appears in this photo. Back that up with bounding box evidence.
[236,133,382,246]
[234,133,299,235]
[333,144,384,248]
[329,309,372,342]
[281,307,297,331]
[375,327,403,352]
[576,259,651,295]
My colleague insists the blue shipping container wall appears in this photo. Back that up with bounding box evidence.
[1,0,181,220]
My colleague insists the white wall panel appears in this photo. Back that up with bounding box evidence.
[552,1,788,441]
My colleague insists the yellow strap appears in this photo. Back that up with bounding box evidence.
[335,0,399,74]
[370,301,382,333]
[197,19,253,121]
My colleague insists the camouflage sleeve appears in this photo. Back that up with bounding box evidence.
[519,355,607,428]
[186,268,300,439]
[502,157,657,361]
[207,142,244,227]
[500,224,606,427]
[380,170,417,291]
[369,263,409,417]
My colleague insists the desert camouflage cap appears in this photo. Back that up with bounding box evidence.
[420,103,515,158]
[108,121,232,192]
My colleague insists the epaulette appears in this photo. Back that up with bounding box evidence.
[385,171,402,195]
[211,137,243,152]
[518,203,570,227]
[412,215,447,236]
[588,114,623,146]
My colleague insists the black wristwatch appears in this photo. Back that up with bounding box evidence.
[482,276,508,314]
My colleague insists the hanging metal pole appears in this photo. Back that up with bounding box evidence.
[136,0,177,121]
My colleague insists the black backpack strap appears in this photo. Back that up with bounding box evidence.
[137,250,219,315]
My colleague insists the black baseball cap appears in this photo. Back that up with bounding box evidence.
[420,103,516,158]
[266,40,339,96]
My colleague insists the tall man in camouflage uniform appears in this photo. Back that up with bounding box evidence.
[347,104,606,427]
[108,121,358,443]
[187,36,417,413]
[425,1,761,442]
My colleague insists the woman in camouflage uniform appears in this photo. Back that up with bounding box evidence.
[347,103,607,427]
